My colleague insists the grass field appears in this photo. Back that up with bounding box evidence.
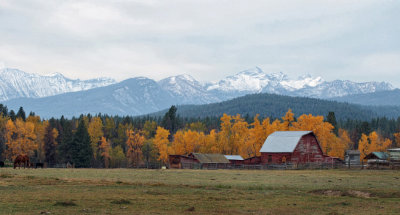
[0,168,400,215]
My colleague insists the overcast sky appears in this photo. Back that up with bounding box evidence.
[0,0,399,86]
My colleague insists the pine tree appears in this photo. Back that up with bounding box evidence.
[44,125,58,165]
[71,119,93,168]
[16,107,26,121]
[327,112,338,135]
[161,106,179,138]
[9,110,16,121]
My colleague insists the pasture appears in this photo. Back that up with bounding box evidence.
[0,168,399,214]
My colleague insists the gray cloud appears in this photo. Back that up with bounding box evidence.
[0,0,399,86]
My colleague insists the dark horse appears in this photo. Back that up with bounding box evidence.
[14,155,30,169]
[35,163,44,168]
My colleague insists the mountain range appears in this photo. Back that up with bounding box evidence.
[1,66,399,118]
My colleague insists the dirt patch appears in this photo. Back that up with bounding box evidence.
[111,199,131,205]
[53,201,77,207]
[310,190,371,198]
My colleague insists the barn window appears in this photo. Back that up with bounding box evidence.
[268,155,272,163]
[281,156,287,163]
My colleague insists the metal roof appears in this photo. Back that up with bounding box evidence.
[365,152,389,160]
[224,155,244,161]
[388,148,400,152]
[259,131,313,153]
[191,153,230,164]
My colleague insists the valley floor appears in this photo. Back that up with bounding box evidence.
[0,168,399,215]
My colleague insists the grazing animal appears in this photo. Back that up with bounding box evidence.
[35,163,44,169]
[13,155,30,169]
[0,161,4,168]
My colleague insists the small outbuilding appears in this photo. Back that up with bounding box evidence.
[224,155,244,165]
[345,150,361,166]
[259,131,326,165]
[365,152,389,169]
[388,148,400,168]
[168,153,230,169]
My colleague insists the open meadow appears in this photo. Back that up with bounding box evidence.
[0,168,400,215]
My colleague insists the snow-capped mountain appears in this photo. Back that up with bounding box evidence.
[5,77,176,118]
[1,66,397,118]
[158,74,220,104]
[206,67,393,99]
[0,68,116,102]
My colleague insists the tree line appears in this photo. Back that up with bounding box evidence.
[0,104,399,167]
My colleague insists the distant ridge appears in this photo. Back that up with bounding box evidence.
[150,93,400,121]
[1,66,398,118]
[331,89,400,106]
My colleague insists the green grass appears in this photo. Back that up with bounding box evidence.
[0,168,399,214]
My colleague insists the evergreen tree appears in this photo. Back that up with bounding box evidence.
[326,112,338,135]
[58,120,73,164]
[0,104,8,116]
[161,105,179,138]
[16,107,26,121]
[44,125,57,165]
[71,119,93,167]
[9,110,16,121]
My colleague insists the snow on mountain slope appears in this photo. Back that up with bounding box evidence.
[206,67,324,94]
[159,74,220,104]
[4,77,175,118]
[0,68,116,102]
[206,67,393,99]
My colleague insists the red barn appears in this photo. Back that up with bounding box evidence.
[260,131,326,165]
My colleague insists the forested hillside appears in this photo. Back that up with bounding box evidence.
[153,93,400,120]
[1,104,400,168]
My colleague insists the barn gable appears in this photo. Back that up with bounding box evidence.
[260,131,313,153]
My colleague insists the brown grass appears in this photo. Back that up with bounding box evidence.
[0,168,399,214]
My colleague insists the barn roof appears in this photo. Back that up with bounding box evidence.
[191,153,230,164]
[388,148,400,152]
[259,131,313,153]
[364,152,389,160]
[224,155,244,161]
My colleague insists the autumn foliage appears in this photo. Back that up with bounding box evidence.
[0,107,398,167]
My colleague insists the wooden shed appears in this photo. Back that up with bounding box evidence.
[168,153,230,169]
[365,152,389,169]
[388,148,400,168]
[259,131,326,165]
[345,150,361,166]
[224,155,244,165]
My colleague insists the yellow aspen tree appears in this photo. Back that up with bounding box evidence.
[244,115,264,157]
[394,133,400,147]
[231,114,249,156]
[172,130,185,155]
[368,131,391,152]
[27,116,47,162]
[329,129,352,159]
[202,129,219,153]
[358,134,369,160]
[99,136,111,168]
[126,129,145,167]
[183,130,202,153]
[281,109,295,131]
[88,117,104,159]
[219,114,233,154]
[154,126,171,164]
[5,119,37,160]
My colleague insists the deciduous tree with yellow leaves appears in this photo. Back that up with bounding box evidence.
[126,129,145,167]
[5,119,37,160]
